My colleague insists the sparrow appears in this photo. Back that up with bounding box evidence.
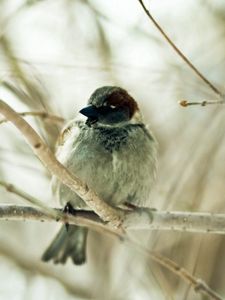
[42,86,157,265]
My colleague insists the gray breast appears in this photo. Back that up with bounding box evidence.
[55,123,157,209]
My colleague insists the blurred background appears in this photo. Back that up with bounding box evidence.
[0,0,225,299]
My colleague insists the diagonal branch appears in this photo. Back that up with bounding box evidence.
[144,250,224,300]
[137,0,222,97]
[0,99,124,227]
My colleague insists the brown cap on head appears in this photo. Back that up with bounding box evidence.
[88,86,139,119]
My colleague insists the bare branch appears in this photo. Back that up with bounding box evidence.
[0,99,124,227]
[0,203,118,238]
[2,201,225,235]
[0,111,65,125]
[124,210,225,234]
[144,250,224,300]
[137,0,222,97]
[179,99,225,107]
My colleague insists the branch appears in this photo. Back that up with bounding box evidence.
[1,202,225,235]
[0,204,117,236]
[2,178,225,237]
[137,0,222,97]
[0,100,124,227]
[0,111,65,125]
[144,250,224,300]
[0,180,60,219]
[0,180,120,238]
[124,209,225,234]
[179,99,225,107]
[0,204,224,300]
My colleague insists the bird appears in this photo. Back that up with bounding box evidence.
[42,86,157,265]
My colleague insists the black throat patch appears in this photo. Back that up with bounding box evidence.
[94,126,131,153]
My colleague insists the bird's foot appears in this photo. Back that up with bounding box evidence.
[124,202,157,221]
[63,202,76,231]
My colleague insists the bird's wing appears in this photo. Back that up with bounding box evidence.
[51,116,85,196]
[139,123,157,144]
[55,117,85,161]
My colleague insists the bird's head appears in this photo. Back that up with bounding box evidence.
[79,86,142,127]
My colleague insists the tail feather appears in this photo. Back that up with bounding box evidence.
[42,225,88,265]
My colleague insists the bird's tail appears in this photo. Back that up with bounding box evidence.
[42,225,88,265]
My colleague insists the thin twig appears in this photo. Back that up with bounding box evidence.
[143,250,224,300]
[0,180,59,219]
[0,204,223,300]
[179,99,225,107]
[137,0,222,97]
[0,100,124,227]
[0,111,65,125]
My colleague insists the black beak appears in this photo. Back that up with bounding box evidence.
[79,105,99,118]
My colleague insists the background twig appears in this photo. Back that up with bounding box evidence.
[179,99,225,107]
[137,0,222,97]
[0,111,65,125]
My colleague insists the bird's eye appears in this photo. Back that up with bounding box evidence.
[110,105,116,109]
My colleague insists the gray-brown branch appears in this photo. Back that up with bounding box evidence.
[137,0,222,97]
[0,100,124,227]
[1,205,225,235]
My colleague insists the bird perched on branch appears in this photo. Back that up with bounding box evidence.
[42,86,157,265]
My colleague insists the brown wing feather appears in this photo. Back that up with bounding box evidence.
[56,121,74,148]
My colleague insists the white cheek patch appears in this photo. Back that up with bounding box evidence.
[56,135,75,163]
[56,119,83,163]
[130,110,143,124]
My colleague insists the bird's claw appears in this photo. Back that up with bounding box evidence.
[125,203,157,222]
[63,202,76,232]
